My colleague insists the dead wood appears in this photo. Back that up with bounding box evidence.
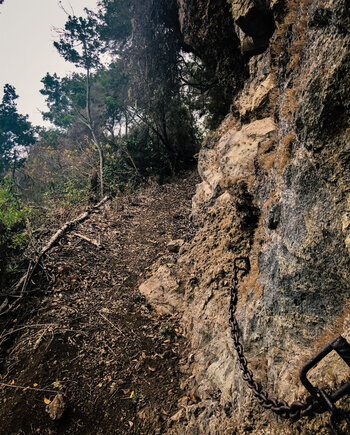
[13,196,110,297]
[0,382,58,394]
[72,232,101,247]
[98,312,125,336]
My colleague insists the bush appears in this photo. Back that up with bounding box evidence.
[0,181,29,286]
[0,182,29,243]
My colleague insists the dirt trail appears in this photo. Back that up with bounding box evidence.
[0,171,199,434]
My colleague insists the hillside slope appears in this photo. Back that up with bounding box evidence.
[0,172,198,434]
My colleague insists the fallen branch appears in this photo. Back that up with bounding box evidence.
[0,382,58,394]
[98,312,125,336]
[13,196,110,297]
[0,323,56,341]
[0,298,8,314]
[72,232,101,247]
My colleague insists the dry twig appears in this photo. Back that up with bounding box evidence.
[73,232,101,247]
[98,312,125,336]
[0,382,58,394]
[13,196,110,297]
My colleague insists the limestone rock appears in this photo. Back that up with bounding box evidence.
[167,239,185,253]
[143,0,350,433]
[236,52,275,117]
[139,265,182,315]
[192,117,276,218]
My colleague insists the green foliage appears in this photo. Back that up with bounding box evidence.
[103,157,139,194]
[10,232,28,249]
[158,324,174,340]
[40,173,90,206]
[0,182,29,285]
[0,84,35,176]
[27,0,215,204]
[55,180,89,205]
[107,0,200,174]
[97,0,132,51]
[53,12,102,70]
[40,73,87,129]
[97,63,129,127]
[0,182,28,232]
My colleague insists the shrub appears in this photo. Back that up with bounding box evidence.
[0,181,29,286]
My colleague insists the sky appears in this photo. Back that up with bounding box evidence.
[0,0,99,127]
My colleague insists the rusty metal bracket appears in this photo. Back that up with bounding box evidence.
[299,335,350,433]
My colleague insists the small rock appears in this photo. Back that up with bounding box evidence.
[46,393,65,421]
[167,239,184,253]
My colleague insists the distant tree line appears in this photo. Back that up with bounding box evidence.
[0,0,235,202]
[0,0,241,285]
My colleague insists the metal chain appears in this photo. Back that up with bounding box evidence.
[229,257,326,421]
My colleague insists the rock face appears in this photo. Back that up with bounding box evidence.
[141,0,350,433]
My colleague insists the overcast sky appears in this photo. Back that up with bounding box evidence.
[0,0,99,126]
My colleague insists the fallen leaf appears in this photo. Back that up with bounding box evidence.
[46,394,65,420]
[162,409,168,415]
[128,421,134,428]
[44,397,51,405]
[141,351,146,358]
[148,366,156,372]
[129,391,135,399]
[10,380,15,385]
[205,360,211,369]
[33,383,38,387]
[122,389,130,395]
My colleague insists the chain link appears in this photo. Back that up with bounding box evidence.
[229,257,325,421]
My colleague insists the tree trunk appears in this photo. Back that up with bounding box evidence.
[11,149,17,180]
[86,67,104,198]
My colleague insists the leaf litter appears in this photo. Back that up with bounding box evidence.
[0,171,199,434]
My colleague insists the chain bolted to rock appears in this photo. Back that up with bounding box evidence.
[229,257,350,434]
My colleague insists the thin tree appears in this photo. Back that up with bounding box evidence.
[54,11,105,197]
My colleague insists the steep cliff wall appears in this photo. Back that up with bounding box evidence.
[140,0,350,433]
